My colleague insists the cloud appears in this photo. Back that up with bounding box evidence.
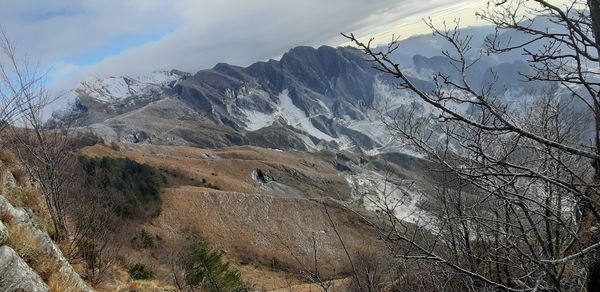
[0,0,180,64]
[74,1,482,79]
[1,0,487,91]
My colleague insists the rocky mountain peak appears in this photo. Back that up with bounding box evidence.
[51,40,556,156]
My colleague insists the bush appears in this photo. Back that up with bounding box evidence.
[79,156,167,219]
[67,203,122,286]
[128,263,156,280]
[0,147,17,167]
[139,229,155,248]
[3,186,53,234]
[0,147,26,185]
[131,229,160,248]
[5,224,42,262]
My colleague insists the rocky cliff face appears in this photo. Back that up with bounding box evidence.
[0,162,92,292]
[0,245,49,292]
[51,38,560,157]
[51,46,414,154]
[50,15,592,158]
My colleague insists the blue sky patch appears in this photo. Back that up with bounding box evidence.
[24,8,82,22]
[66,30,172,67]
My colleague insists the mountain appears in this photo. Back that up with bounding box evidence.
[52,46,390,152]
[53,16,578,156]
[51,39,543,156]
[39,22,594,290]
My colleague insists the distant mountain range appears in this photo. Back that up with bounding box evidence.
[51,19,578,155]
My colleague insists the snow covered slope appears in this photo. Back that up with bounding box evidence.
[77,70,184,103]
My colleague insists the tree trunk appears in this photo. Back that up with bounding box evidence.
[589,0,600,181]
[586,2,600,290]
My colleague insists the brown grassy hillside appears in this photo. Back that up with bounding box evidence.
[81,143,385,291]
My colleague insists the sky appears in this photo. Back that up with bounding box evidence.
[0,0,493,91]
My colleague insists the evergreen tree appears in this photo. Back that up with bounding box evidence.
[182,239,249,292]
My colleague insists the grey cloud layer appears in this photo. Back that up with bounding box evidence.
[0,0,180,64]
[1,0,478,89]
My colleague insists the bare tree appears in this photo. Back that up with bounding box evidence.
[0,29,45,137]
[10,100,76,241]
[0,28,74,241]
[344,0,600,290]
[65,175,124,286]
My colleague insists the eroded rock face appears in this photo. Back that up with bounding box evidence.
[0,195,93,292]
[0,245,49,292]
[0,160,17,194]
[0,220,7,245]
[51,46,393,153]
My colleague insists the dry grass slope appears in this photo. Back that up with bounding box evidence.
[81,143,385,290]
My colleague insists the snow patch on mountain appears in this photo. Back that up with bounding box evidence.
[81,77,130,102]
[76,71,181,103]
[243,110,276,131]
[242,89,337,141]
[225,85,270,100]
[277,90,335,141]
[45,90,79,120]
[346,170,429,225]
[238,80,434,155]
[242,89,375,151]
[135,71,183,84]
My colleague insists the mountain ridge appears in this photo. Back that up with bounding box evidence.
[52,45,401,153]
[51,29,548,156]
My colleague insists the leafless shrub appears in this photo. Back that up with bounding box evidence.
[0,28,75,241]
[344,0,600,290]
[64,171,125,286]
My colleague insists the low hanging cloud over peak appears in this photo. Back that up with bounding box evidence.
[0,0,488,90]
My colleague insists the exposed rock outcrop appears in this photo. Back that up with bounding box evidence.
[0,162,92,291]
[0,160,18,194]
[0,245,49,292]
[0,195,93,292]
[0,220,7,245]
